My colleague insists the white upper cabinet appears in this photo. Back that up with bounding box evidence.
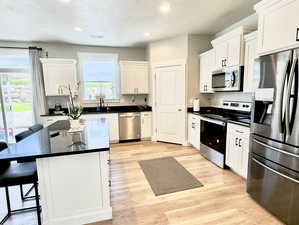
[255,0,299,56]
[244,31,259,93]
[214,42,228,70]
[227,35,242,67]
[41,58,78,96]
[120,61,149,95]
[212,26,252,70]
[199,49,215,93]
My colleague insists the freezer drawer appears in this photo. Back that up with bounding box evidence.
[251,135,299,173]
[247,154,299,225]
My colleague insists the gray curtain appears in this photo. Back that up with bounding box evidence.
[29,47,47,124]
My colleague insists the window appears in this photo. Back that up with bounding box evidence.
[0,49,34,143]
[78,53,119,101]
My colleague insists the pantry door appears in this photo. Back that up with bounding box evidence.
[155,64,185,144]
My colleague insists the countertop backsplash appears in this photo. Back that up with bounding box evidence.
[46,94,148,109]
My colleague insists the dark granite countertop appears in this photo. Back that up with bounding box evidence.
[188,107,251,127]
[41,105,152,117]
[0,118,109,161]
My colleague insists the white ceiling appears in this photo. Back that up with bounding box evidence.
[0,0,260,47]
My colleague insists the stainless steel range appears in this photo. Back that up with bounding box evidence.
[198,101,251,168]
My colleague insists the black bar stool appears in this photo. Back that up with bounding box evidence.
[15,129,35,200]
[17,124,43,200]
[0,142,41,225]
[29,124,43,133]
[15,130,33,143]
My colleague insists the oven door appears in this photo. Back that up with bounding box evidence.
[247,153,299,225]
[199,116,226,168]
[200,116,226,153]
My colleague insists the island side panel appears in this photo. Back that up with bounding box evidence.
[36,151,112,225]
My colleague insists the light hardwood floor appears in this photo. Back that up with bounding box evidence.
[1,141,283,225]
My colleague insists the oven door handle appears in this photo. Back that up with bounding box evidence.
[198,116,226,126]
[252,158,299,184]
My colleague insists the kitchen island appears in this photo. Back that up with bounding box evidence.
[0,118,112,225]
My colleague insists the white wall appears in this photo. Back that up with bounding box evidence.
[214,14,258,38]
[187,34,212,107]
[148,35,188,63]
[0,41,147,108]
[207,92,253,107]
[147,34,189,106]
[147,34,212,107]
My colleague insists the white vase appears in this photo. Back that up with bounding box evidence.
[70,119,81,129]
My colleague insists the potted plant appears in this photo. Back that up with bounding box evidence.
[66,85,83,129]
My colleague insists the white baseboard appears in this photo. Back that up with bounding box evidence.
[43,208,112,225]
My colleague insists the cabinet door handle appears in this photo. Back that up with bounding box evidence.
[296,28,299,41]
[235,130,244,134]
[221,60,224,67]
[192,122,195,129]
[235,137,238,146]
[224,59,227,67]
[239,138,242,148]
[58,88,61,95]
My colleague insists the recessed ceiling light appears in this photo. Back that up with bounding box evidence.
[58,0,72,3]
[90,34,104,39]
[74,26,83,32]
[159,1,171,13]
[144,32,151,37]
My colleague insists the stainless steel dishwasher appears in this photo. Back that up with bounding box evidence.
[119,112,141,141]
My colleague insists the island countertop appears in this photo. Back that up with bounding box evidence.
[0,118,110,161]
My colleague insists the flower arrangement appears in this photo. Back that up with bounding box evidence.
[66,84,82,128]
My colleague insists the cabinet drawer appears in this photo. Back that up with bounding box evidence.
[141,112,152,117]
[227,123,250,136]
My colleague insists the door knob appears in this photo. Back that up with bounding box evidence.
[178,109,182,112]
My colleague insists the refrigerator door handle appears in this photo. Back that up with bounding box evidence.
[285,51,297,136]
[279,59,292,134]
[254,138,299,158]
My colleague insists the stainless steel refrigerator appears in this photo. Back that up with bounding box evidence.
[247,49,299,225]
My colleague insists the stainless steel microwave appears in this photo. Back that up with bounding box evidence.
[212,66,243,92]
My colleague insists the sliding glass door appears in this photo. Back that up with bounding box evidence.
[0,49,34,143]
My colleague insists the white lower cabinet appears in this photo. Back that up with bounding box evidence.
[36,151,111,225]
[81,113,119,143]
[188,113,200,150]
[141,112,152,140]
[226,123,250,178]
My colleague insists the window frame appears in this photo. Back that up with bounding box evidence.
[77,52,120,103]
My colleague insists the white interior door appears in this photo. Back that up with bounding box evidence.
[155,65,185,144]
